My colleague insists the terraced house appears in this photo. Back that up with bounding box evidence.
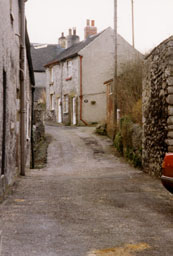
[31,43,63,103]
[45,20,140,126]
[0,0,34,199]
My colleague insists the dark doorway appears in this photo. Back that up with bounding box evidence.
[1,70,7,175]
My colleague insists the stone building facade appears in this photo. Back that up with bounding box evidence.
[45,26,140,126]
[143,36,173,176]
[31,43,63,103]
[0,0,34,199]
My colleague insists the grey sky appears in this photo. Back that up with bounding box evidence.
[26,0,173,53]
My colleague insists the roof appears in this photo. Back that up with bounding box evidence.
[25,25,35,86]
[104,79,113,85]
[31,43,64,72]
[45,30,106,67]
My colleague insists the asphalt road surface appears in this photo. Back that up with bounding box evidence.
[0,125,173,256]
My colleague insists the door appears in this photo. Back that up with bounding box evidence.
[57,98,62,123]
[72,97,76,125]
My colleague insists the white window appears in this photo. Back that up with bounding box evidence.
[50,94,54,110]
[109,82,113,95]
[10,0,12,10]
[63,94,69,113]
[10,0,14,25]
[67,61,72,77]
[49,67,54,84]
[57,98,62,123]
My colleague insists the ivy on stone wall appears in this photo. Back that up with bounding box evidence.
[114,116,142,168]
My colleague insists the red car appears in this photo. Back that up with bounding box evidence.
[161,153,173,194]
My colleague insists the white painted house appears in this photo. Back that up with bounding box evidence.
[45,21,140,125]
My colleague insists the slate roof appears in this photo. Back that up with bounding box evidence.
[31,44,64,72]
[45,30,106,67]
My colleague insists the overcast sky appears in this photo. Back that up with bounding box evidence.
[26,0,173,54]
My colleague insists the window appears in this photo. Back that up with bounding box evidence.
[109,82,113,95]
[67,61,72,78]
[63,94,69,113]
[49,67,54,84]
[50,94,54,110]
[10,0,14,25]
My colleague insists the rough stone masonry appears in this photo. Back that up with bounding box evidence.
[143,36,173,176]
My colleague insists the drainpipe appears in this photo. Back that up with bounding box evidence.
[31,86,35,169]
[60,63,63,123]
[79,56,88,126]
[20,0,26,176]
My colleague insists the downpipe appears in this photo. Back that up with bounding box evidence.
[19,0,26,176]
[31,86,35,169]
[79,56,88,126]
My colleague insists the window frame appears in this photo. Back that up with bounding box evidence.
[49,67,54,85]
[66,60,72,78]
[50,93,54,110]
[63,94,69,114]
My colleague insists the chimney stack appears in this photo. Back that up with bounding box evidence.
[58,32,66,48]
[73,28,76,36]
[84,19,97,39]
[91,20,95,27]
[69,28,72,36]
[67,28,80,48]
[86,19,90,26]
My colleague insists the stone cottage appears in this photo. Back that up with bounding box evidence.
[45,20,141,126]
[31,43,63,103]
[143,36,173,177]
[0,0,34,199]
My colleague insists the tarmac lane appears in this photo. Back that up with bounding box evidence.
[0,125,172,256]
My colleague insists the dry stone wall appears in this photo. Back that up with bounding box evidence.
[143,36,173,176]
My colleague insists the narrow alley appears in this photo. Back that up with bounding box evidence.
[0,125,173,256]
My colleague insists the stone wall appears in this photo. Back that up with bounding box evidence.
[114,117,142,168]
[0,0,33,199]
[34,72,46,102]
[0,0,20,198]
[33,107,47,168]
[143,36,173,176]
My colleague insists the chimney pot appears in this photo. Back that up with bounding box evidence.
[73,28,76,35]
[58,32,66,48]
[69,28,72,36]
[86,19,90,26]
[91,20,95,27]
[84,19,97,39]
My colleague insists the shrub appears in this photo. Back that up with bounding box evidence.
[114,116,142,168]
[38,89,46,109]
[114,132,123,154]
[131,99,142,125]
[117,59,143,121]
[113,59,143,167]
[120,116,133,150]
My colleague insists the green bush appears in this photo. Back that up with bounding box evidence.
[117,59,143,119]
[114,132,123,154]
[131,99,142,125]
[114,116,142,168]
[133,149,142,168]
[120,116,133,150]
